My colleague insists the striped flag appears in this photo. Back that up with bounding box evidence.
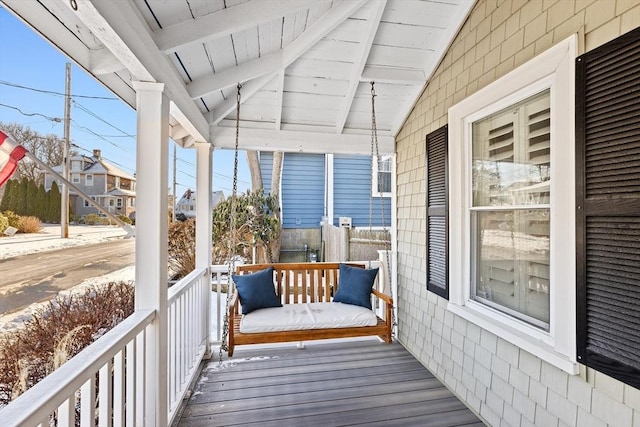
[0,130,27,187]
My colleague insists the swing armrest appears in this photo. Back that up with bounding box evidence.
[372,289,392,305]
[229,291,240,315]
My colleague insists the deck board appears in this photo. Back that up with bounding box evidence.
[176,340,484,427]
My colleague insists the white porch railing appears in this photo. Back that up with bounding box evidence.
[0,268,210,427]
[0,309,155,427]
[167,267,210,424]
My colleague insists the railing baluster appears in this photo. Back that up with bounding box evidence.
[57,397,75,427]
[98,359,113,427]
[113,350,125,426]
[80,376,96,427]
[125,340,136,427]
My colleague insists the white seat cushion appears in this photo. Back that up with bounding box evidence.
[239,302,378,333]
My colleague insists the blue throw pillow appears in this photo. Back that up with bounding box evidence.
[232,267,282,315]
[333,263,379,310]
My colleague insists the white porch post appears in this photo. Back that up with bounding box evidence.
[195,142,213,355]
[132,81,169,426]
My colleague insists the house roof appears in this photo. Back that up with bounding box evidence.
[106,188,136,197]
[2,0,474,155]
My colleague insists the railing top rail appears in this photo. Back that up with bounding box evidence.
[168,267,208,301]
[0,309,156,426]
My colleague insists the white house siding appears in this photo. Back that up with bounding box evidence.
[395,1,640,426]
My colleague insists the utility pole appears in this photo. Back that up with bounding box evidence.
[172,142,177,222]
[61,63,71,238]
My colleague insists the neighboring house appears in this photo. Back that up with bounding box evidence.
[44,149,136,218]
[259,152,391,260]
[175,189,224,218]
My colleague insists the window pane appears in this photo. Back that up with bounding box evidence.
[378,171,391,193]
[472,90,550,207]
[472,209,550,328]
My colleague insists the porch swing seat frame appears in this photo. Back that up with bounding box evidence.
[227,262,393,357]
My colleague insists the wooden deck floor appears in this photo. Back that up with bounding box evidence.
[176,339,485,427]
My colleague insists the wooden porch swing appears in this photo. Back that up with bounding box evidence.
[220,83,394,358]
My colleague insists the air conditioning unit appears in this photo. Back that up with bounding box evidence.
[339,216,352,228]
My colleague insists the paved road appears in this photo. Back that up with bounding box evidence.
[0,239,135,317]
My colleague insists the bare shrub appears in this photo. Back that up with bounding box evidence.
[168,218,196,279]
[0,282,134,405]
[17,216,43,233]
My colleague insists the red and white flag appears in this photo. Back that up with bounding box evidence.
[0,130,27,187]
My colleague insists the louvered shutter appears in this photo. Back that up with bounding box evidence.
[576,26,640,389]
[426,125,448,298]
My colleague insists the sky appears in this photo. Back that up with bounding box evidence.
[0,6,251,198]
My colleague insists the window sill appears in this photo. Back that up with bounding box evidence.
[447,301,578,375]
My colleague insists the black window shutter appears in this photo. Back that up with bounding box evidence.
[426,125,448,299]
[576,26,640,389]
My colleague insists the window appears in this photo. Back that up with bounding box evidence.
[85,174,93,186]
[372,156,392,197]
[576,27,640,389]
[447,35,577,373]
[84,196,96,208]
[71,173,80,184]
[471,90,550,330]
[116,198,122,207]
[71,160,81,171]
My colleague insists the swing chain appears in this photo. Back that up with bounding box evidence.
[370,81,396,339]
[219,83,242,364]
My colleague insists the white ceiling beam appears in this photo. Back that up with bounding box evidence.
[335,0,387,134]
[89,47,125,75]
[208,0,367,126]
[211,126,394,155]
[207,73,278,126]
[155,0,318,54]
[70,0,210,143]
[360,66,426,85]
[187,52,282,99]
[274,71,285,131]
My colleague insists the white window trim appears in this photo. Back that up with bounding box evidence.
[71,173,81,184]
[372,155,393,197]
[85,174,93,186]
[447,35,578,374]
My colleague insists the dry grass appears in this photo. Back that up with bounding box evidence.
[0,282,134,405]
[17,216,43,233]
[168,219,196,279]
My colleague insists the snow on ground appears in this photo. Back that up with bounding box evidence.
[0,224,131,260]
[0,224,135,332]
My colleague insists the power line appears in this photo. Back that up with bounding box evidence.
[73,100,135,137]
[71,121,135,153]
[0,79,119,100]
[0,102,62,122]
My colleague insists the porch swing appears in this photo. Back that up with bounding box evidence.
[221,82,394,358]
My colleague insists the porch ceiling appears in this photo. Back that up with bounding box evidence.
[2,0,474,155]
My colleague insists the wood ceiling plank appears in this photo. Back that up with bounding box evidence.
[368,45,431,69]
[284,76,349,96]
